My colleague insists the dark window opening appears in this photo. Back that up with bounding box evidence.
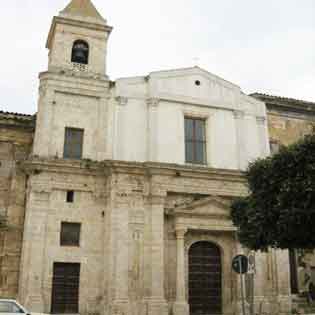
[60,222,81,247]
[71,40,89,65]
[63,127,84,159]
[185,117,206,165]
[66,191,74,203]
[195,80,201,86]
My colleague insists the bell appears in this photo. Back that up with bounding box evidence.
[73,49,86,64]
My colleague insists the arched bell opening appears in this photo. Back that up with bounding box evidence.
[188,241,222,315]
[71,40,89,65]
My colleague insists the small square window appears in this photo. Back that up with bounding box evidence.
[66,191,74,203]
[60,222,81,247]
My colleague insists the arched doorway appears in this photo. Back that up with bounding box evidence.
[189,241,222,315]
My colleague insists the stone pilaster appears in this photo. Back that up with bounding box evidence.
[233,110,247,170]
[274,249,292,314]
[19,181,50,312]
[146,194,168,315]
[114,96,128,159]
[256,116,270,157]
[173,228,189,315]
[110,188,131,314]
[147,98,159,162]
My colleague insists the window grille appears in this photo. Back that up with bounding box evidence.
[63,128,84,159]
[60,222,81,247]
[185,117,207,165]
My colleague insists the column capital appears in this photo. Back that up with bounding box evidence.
[116,96,128,106]
[256,116,266,124]
[147,98,160,107]
[233,110,245,119]
[147,194,166,206]
[175,228,188,239]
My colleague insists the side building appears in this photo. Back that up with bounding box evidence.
[252,93,315,298]
[0,111,35,298]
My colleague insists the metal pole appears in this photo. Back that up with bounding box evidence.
[251,274,254,315]
[239,256,246,315]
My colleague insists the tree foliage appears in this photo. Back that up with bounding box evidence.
[231,132,315,251]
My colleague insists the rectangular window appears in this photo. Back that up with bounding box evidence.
[60,222,81,247]
[185,117,206,164]
[66,191,74,203]
[63,128,84,159]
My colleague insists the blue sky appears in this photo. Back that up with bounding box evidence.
[1,0,315,114]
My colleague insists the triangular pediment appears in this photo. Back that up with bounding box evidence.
[150,66,239,89]
[174,196,231,219]
[148,66,242,109]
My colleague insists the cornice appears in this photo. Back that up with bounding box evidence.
[20,158,105,177]
[19,158,246,183]
[146,98,160,107]
[46,16,113,49]
[115,96,128,106]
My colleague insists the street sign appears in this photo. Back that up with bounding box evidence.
[232,255,248,274]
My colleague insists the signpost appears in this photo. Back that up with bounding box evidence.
[232,255,248,315]
[247,252,256,315]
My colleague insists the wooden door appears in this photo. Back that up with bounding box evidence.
[189,242,222,315]
[51,263,80,314]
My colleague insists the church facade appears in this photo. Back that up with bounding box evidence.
[1,1,314,315]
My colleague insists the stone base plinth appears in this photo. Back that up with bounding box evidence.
[110,299,130,315]
[147,299,168,315]
[25,295,45,313]
[173,301,189,315]
[277,295,292,314]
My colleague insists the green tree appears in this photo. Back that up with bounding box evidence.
[231,132,315,251]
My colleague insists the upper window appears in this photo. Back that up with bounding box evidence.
[71,40,89,65]
[60,222,81,247]
[185,117,206,165]
[63,127,84,160]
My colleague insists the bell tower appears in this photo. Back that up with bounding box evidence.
[46,0,112,77]
[32,0,113,160]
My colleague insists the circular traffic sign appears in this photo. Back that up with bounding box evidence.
[232,255,248,274]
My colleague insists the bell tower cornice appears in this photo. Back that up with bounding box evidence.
[46,16,113,50]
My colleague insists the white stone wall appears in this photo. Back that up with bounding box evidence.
[114,67,269,170]
[33,73,111,161]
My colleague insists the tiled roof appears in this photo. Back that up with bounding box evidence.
[251,93,315,107]
[0,110,36,129]
[0,110,35,120]
[250,93,315,117]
